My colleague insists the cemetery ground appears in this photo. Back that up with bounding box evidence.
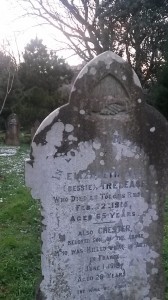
[0,140,41,300]
[0,137,168,299]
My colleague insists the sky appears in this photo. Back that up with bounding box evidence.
[0,0,81,65]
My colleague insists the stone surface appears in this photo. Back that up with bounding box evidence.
[25,51,168,300]
[5,113,20,146]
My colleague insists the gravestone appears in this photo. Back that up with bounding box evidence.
[31,120,40,140]
[5,113,20,146]
[25,51,168,300]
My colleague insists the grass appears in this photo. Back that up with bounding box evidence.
[0,144,41,300]
[0,142,168,299]
[164,198,168,299]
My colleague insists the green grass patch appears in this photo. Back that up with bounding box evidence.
[0,144,41,300]
[164,197,168,299]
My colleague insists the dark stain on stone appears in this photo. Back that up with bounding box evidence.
[70,151,75,156]
[59,234,66,242]
[36,287,47,300]
[99,295,106,300]
[35,275,46,300]
[65,158,71,163]
[53,267,71,298]
[26,159,34,167]
[33,104,68,146]
[29,146,35,166]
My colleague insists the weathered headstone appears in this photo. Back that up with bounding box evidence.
[5,113,20,146]
[25,51,168,300]
[31,120,40,140]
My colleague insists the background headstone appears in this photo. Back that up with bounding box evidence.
[31,120,40,140]
[25,51,168,300]
[5,113,20,146]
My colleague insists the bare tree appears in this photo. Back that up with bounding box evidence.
[0,45,16,116]
[16,0,168,85]
[16,0,104,61]
[0,67,15,116]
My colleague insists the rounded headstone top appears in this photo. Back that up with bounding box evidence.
[76,51,141,88]
[70,51,143,113]
[7,113,19,126]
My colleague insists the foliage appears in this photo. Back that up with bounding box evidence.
[16,38,73,128]
[19,38,72,90]
[17,0,168,86]
[164,196,168,299]
[0,144,41,300]
[98,0,168,85]
[0,38,73,130]
[150,45,168,119]
[0,50,17,123]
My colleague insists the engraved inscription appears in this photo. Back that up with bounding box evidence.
[48,169,158,298]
